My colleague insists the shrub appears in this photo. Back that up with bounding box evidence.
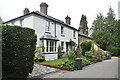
[65,51,76,71]
[85,51,93,59]
[107,46,120,56]
[34,53,45,62]
[58,45,65,59]
[89,55,98,63]
[78,55,91,67]
[2,24,37,79]
[80,40,92,56]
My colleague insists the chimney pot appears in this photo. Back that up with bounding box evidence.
[23,8,30,15]
[40,2,48,15]
[65,15,71,25]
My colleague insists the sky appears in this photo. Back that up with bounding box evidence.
[0,0,119,29]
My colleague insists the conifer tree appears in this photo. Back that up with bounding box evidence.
[80,14,88,35]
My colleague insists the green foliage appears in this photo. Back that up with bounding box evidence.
[34,53,45,62]
[69,40,77,51]
[2,24,37,78]
[58,45,65,58]
[78,55,91,67]
[107,46,120,56]
[42,58,68,66]
[85,51,93,59]
[64,60,76,71]
[63,51,76,71]
[85,51,98,63]
[80,40,92,56]
[91,7,119,56]
[80,14,88,35]
[34,45,45,62]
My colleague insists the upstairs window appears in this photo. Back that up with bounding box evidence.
[73,30,76,39]
[61,26,64,34]
[45,21,50,31]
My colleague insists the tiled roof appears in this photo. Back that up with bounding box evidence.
[78,32,93,39]
[40,32,59,41]
[3,11,78,31]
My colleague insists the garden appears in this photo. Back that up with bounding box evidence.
[34,40,112,71]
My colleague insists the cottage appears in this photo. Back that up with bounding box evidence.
[3,2,79,60]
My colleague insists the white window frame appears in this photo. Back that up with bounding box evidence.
[61,41,64,50]
[45,21,50,31]
[61,26,64,34]
[73,30,76,39]
[46,40,57,52]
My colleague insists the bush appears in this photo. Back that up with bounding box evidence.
[85,51,93,59]
[107,46,120,56]
[34,53,45,62]
[2,24,37,79]
[85,51,98,63]
[58,45,65,59]
[64,51,76,71]
[78,55,91,67]
[80,40,92,56]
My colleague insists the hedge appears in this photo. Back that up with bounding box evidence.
[80,40,92,56]
[1,24,37,79]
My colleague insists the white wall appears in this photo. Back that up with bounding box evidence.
[5,15,34,29]
[33,15,46,46]
[43,54,58,61]
[5,13,78,60]
[23,15,34,29]
[56,23,78,52]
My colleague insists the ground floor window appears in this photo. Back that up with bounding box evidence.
[61,41,64,50]
[46,40,57,52]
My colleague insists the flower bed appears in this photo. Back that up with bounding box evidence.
[35,62,68,70]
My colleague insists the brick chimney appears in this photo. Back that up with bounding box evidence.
[65,15,71,25]
[79,26,83,33]
[40,2,48,15]
[23,8,30,15]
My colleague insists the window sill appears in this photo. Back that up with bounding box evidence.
[74,37,76,39]
[45,31,51,34]
[43,52,57,54]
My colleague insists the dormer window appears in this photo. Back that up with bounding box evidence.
[45,21,50,31]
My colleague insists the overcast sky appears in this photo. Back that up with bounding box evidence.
[0,0,119,29]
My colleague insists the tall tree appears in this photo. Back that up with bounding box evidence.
[91,7,119,56]
[91,12,107,50]
[80,14,88,35]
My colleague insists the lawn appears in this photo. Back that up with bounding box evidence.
[42,58,69,66]
[42,57,90,67]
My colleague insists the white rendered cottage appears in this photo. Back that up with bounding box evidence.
[3,2,78,60]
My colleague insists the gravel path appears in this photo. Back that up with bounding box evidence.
[28,63,66,78]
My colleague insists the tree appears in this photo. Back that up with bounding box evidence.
[91,7,120,56]
[90,12,107,50]
[80,14,88,35]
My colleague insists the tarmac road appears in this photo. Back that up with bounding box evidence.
[44,57,119,78]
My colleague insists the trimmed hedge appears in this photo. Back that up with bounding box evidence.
[2,24,37,79]
[80,40,92,56]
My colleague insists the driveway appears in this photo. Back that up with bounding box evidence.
[44,57,119,78]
